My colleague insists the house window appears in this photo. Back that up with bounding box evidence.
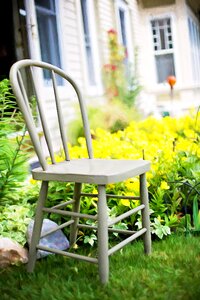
[115,0,133,63]
[188,17,200,84]
[118,7,127,50]
[35,0,62,85]
[80,0,96,86]
[151,18,175,83]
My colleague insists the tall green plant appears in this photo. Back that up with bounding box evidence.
[0,79,23,135]
[103,29,141,108]
[0,79,29,204]
[193,196,200,231]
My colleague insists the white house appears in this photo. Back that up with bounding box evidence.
[1,0,199,117]
[137,0,200,115]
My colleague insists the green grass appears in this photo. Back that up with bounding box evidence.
[1,234,200,300]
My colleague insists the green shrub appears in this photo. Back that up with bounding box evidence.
[0,79,29,204]
[21,111,200,244]
[68,101,140,145]
[102,29,141,108]
[0,201,35,245]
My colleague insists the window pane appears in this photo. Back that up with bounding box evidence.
[36,0,62,85]
[155,54,175,83]
[188,17,200,83]
[158,19,164,27]
[35,0,55,10]
[119,8,127,47]
[160,28,166,49]
[117,2,129,66]
[151,18,173,50]
[168,27,171,34]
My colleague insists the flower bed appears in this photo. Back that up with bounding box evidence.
[56,111,199,241]
[1,111,199,245]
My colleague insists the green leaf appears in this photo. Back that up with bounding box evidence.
[84,234,97,246]
[193,196,200,230]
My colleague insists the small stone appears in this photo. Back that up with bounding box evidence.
[27,219,70,259]
[0,237,28,268]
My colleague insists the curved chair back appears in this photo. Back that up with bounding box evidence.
[9,59,93,170]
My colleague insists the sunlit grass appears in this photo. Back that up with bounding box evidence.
[1,234,200,300]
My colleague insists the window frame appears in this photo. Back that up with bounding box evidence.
[115,0,134,63]
[150,13,178,85]
[187,8,200,85]
[35,0,64,86]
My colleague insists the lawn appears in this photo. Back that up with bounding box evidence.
[0,234,200,300]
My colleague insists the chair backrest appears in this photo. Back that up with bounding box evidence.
[9,59,93,170]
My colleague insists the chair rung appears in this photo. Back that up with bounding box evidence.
[108,228,147,256]
[108,204,145,226]
[81,192,140,200]
[78,224,97,230]
[52,199,75,209]
[78,224,136,235]
[42,207,97,220]
[108,228,136,235]
[40,220,74,238]
[36,245,98,264]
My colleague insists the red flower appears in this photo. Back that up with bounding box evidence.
[104,64,117,71]
[111,64,117,71]
[108,29,117,35]
[107,87,119,97]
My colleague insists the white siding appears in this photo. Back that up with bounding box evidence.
[60,0,85,88]
[97,0,115,64]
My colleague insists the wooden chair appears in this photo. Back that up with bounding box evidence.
[9,59,151,284]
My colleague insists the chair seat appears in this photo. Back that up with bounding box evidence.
[32,158,150,184]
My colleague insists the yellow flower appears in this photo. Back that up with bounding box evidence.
[133,200,140,206]
[160,181,170,190]
[55,155,64,163]
[157,215,163,223]
[92,188,98,194]
[125,179,139,193]
[147,172,153,180]
[120,199,130,208]
[107,183,115,189]
[29,178,37,185]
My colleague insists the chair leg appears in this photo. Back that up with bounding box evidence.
[70,182,82,246]
[97,185,109,284]
[140,173,151,255]
[27,181,49,272]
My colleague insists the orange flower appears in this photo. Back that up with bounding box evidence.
[167,75,176,87]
